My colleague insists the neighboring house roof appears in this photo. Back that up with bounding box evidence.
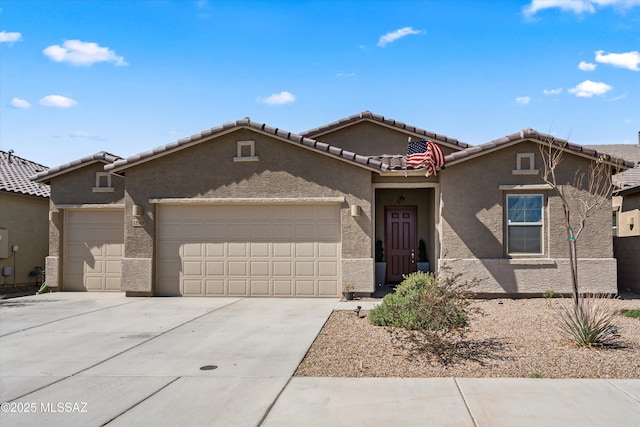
[614,183,640,197]
[104,118,389,174]
[0,150,50,198]
[445,128,635,170]
[31,151,123,184]
[301,110,471,152]
[584,144,640,188]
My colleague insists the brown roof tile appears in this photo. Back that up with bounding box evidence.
[0,150,50,198]
[445,129,635,170]
[104,118,389,173]
[301,111,470,151]
[31,151,122,184]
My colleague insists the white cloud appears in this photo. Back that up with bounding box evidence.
[377,27,423,47]
[568,80,613,97]
[39,95,77,108]
[0,31,22,43]
[578,61,597,71]
[515,96,531,105]
[69,131,106,141]
[595,50,640,71]
[256,91,296,105]
[524,0,640,16]
[43,40,127,66]
[543,88,563,95]
[9,98,31,109]
[337,72,355,77]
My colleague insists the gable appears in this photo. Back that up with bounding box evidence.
[123,128,374,201]
[301,111,469,156]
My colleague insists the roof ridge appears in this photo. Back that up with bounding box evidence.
[300,111,470,150]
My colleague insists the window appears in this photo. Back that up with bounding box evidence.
[513,153,539,175]
[507,194,543,254]
[233,140,259,162]
[92,172,114,192]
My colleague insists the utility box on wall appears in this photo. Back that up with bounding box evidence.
[0,229,8,259]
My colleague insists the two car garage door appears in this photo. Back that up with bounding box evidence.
[157,204,342,297]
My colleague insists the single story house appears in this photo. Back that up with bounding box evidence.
[0,150,50,287]
[31,112,633,296]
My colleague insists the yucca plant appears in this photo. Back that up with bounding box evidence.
[557,293,619,346]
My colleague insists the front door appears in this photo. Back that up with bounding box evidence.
[385,206,417,283]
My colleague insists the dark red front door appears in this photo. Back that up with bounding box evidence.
[385,206,417,283]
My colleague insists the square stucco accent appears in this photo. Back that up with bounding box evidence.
[439,258,617,294]
[342,258,374,293]
[121,257,152,292]
[45,256,60,289]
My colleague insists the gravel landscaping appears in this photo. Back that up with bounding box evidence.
[296,296,640,379]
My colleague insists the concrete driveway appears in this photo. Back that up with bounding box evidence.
[0,293,337,426]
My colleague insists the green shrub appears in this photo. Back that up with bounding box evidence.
[369,271,471,332]
[557,293,619,346]
[619,309,640,319]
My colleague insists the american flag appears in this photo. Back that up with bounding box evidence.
[406,139,446,176]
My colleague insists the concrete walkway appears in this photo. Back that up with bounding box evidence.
[1,294,639,426]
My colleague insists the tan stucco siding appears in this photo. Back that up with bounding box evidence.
[0,192,48,286]
[440,142,613,260]
[312,121,460,157]
[122,129,374,292]
[49,163,125,206]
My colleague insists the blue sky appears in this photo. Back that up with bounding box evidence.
[1,0,639,167]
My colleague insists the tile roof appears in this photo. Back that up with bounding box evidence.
[445,129,636,170]
[31,151,123,184]
[104,118,389,173]
[0,150,50,198]
[583,144,640,188]
[301,111,471,151]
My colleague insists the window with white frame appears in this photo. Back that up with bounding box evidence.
[507,194,543,254]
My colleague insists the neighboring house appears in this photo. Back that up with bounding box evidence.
[586,140,640,293]
[0,150,49,287]
[32,112,633,296]
[613,184,640,293]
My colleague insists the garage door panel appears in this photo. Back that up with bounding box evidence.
[319,280,338,296]
[319,242,338,257]
[183,280,203,296]
[105,260,121,274]
[205,280,224,295]
[228,243,247,257]
[85,277,104,291]
[250,242,269,257]
[250,280,270,296]
[205,224,228,239]
[296,261,315,276]
[158,205,341,297]
[273,243,292,257]
[295,280,315,296]
[319,261,338,276]
[206,261,224,276]
[183,261,202,276]
[183,243,203,258]
[273,280,293,296]
[105,277,121,291]
[228,261,247,276]
[273,261,292,276]
[250,261,269,276]
[228,280,247,295]
[295,242,315,257]
[205,242,225,257]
